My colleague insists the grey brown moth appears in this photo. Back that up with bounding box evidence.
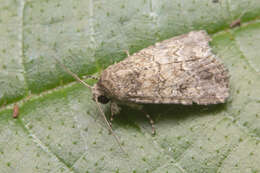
[56,30,229,152]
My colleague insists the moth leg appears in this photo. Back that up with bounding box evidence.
[141,110,156,135]
[123,103,156,134]
[110,102,121,126]
[82,75,99,80]
[124,50,130,57]
[110,109,115,126]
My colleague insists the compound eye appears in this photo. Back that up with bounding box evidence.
[97,95,110,104]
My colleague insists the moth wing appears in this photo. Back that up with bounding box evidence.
[100,30,229,105]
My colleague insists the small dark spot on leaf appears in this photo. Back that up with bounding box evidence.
[238,137,243,142]
[83,156,87,161]
[243,121,248,126]
[28,124,33,129]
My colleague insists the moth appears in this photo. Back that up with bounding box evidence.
[56,30,229,151]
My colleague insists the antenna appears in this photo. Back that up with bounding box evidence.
[95,98,126,153]
[55,57,126,154]
[54,57,92,89]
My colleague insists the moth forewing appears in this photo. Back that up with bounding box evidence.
[98,30,229,106]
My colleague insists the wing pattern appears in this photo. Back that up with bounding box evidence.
[99,30,229,105]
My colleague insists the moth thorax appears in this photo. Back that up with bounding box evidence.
[92,83,110,104]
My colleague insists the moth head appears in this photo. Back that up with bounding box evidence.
[92,83,110,104]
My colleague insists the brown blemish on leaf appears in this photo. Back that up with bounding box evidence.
[13,104,19,118]
[230,18,241,28]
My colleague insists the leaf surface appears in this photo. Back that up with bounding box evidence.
[0,0,260,172]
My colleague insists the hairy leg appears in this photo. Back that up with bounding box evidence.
[141,110,156,135]
[110,102,121,126]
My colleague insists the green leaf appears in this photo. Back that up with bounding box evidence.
[0,0,260,172]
